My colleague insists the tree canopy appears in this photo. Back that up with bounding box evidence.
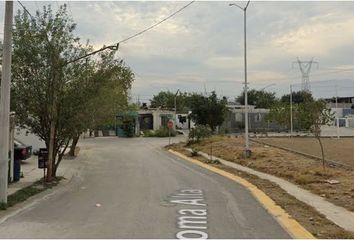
[188,91,227,131]
[281,90,314,104]
[236,89,277,109]
[149,91,190,113]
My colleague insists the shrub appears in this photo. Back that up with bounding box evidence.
[143,128,176,137]
[155,127,176,137]
[142,130,155,137]
[189,124,212,143]
[191,148,199,156]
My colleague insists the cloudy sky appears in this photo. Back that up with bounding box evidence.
[1,1,354,102]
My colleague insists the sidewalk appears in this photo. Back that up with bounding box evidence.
[7,156,42,196]
[186,148,354,232]
[7,155,79,196]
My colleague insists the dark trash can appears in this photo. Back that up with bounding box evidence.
[13,159,21,182]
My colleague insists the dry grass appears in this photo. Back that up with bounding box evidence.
[183,136,354,212]
[258,137,354,168]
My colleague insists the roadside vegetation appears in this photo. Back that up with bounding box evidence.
[142,128,176,138]
[0,177,63,210]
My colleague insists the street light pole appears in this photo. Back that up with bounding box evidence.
[290,84,293,137]
[0,1,13,204]
[229,0,251,157]
[335,85,339,139]
[260,83,276,91]
[174,89,180,120]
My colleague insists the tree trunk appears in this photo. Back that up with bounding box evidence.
[69,134,80,157]
[53,140,70,177]
[46,115,56,182]
[316,136,326,172]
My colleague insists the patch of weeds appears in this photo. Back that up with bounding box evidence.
[203,159,221,164]
[191,149,199,157]
[294,174,320,185]
[1,177,63,210]
[330,229,354,239]
[143,128,176,138]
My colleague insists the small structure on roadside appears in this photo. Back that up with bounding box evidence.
[137,109,175,132]
[116,111,139,137]
[116,109,176,137]
[221,104,282,134]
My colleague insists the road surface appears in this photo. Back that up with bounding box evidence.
[0,137,290,238]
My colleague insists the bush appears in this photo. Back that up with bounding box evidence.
[143,128,176,137]
[155,127,176,137]
[188,124,212,143]
[142,130,155,137]
[191,148,199,156]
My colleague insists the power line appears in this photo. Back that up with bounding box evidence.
[119,1,195,44]
[68,1,195,64]
[17,0,35,19]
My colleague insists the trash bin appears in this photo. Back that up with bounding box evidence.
[13,159,21,182]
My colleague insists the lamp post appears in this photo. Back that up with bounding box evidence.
[174,89,180,128]
[290,84,293,137]
[260,83,276,91]
[335,85,339,139]
[229,0,251,157]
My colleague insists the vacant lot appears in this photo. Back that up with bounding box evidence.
[182,136,354,212]
[257,137,354,168]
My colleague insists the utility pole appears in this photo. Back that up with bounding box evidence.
[0,1,13,204]
[174,89,180,125]
[290,84,293,137]
[229,0,251,157]
[292,58,319,93]
[335,85,339,139]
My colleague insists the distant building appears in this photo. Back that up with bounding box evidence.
[221,104,283,133]
[325,96,354,127]
[116,109,176,137]
[137,109,175,131]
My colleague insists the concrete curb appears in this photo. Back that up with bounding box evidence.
[185,148,354,232]
[168,149,315,239]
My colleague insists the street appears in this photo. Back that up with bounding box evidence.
[0,137,290,238]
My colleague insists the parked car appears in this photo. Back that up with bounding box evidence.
[14,139,32,161]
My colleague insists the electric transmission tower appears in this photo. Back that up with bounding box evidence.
[292,58,319,92]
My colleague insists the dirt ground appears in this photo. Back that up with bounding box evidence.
[180,136,354,213]
[257,137,354,168]
[167,144,354,239]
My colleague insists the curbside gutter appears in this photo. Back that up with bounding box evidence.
[168,149,315,239]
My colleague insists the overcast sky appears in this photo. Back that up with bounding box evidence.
[1,1,354,102]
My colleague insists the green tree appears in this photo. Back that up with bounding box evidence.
[301,100,334,170]
[236,89,277,109]
[281,90,314,104]
[11,4,134,179]
[188,91,227,131]
[11,4,84,180]
[150,91,190,113]
[266,102,291,129]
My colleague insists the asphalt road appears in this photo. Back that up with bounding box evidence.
[0,137,290,238]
